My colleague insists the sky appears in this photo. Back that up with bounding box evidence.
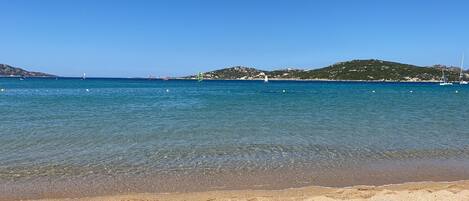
[1,0,468,77]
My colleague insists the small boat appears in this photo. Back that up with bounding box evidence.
[82,73,86,80]
[439,67,453,86]
[459,53,468,85]
[264,75,269,83]
[197,72,203,82]
[440,82,453,86]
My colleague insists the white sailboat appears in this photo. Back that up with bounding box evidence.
[264,75,269,83]
[439,67,453,86]
[459,53,468,85]
[82,73,86,80]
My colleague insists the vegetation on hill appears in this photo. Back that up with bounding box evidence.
[185,59,466,82]
[0,64,55,77]
[301,60,461,81]
[189,66,267,80]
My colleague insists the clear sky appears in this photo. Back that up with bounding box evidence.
[1,0,468,77]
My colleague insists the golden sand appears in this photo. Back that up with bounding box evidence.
[28,180,469,201]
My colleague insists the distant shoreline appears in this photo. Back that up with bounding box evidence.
[0,76,446,83]
[179,77,444,83]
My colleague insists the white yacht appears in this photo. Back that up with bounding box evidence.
[439,67,453,86]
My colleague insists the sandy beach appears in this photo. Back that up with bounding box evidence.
[26,180,469,201]
[4,0,469,200]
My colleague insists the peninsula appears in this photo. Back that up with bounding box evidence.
[0,64,55,77]
[184,59,467,82]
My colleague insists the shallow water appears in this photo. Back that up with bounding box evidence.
[1,78,469,199]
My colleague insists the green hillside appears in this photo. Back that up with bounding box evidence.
[0,64,55,77]
[186,59,465,81]
[302,60,460,81]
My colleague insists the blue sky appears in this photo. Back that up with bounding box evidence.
[1,0,468,77]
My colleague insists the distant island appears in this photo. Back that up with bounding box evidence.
[0,64,55,77]
[184,59,467,82]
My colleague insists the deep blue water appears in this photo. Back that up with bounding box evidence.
[1,78,469,189]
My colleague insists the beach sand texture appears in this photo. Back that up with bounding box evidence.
[28,180,469,201]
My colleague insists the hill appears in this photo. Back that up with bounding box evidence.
[0,64,55,77]
[300,60,461,81]
[185,66,268,80]
[185,59,466,82]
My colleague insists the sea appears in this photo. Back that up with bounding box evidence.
[1,78,469,200]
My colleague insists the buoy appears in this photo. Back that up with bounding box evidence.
[166,89,170,92]
[282,89,286,93]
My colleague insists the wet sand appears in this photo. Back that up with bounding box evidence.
[3,159,469,201]
[26,180,469,201]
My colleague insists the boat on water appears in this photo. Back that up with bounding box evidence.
[439,67,453,86]
[440,82,453,86]
[459,53,468,85]
[81,73,86,80]
[197,72,203,82]
[264,75,269,83]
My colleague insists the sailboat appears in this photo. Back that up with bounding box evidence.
[264,75,269,83]
[82,73,86,80]
[197,72,203,82]
[459,53,468,85]
[439,67,453,86]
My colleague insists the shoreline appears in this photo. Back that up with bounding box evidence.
[4,159,469,201]
[0,76,447,83]
[25,180,469,201]
[172,78,446,83]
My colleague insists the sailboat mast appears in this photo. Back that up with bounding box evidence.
[460,53,465,81]
[442,67,445,82]
[197,72,203,82]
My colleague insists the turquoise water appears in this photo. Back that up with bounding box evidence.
[1,78,469,198]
